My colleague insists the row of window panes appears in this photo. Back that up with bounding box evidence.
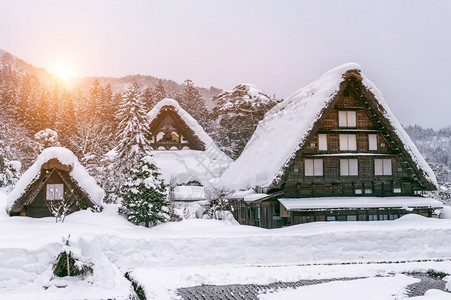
[326,214,402,221]
[317,133,378,151]
[304,158,393,176]
[354,188,402,195]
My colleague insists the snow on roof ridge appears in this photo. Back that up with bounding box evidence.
[221,63,436,191]
[147,98,232,163]
[7,147,104,210]
[360,76,437,187]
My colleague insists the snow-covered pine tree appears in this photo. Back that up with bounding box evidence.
[118,156,168,227]
[180,79,209,128]
[115,82,151,174]
[142,79,166,112]
[209,83,279,159]
[153,79,166,103]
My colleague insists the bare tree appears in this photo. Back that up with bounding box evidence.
[46,194,77,223]
[204,185,234,220]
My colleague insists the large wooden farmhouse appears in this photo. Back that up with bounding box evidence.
[222,63,442,228]
[147,99,232,204]
[7,147,104,218]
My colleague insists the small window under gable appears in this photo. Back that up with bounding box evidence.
[46,184,64,200]
[374,158,392,175]
[340,159,358,176]
[318,134,328,151]
[338,111,356,127]
[368,134,378,151]
[339,134,357,151]
[305,159,323,176]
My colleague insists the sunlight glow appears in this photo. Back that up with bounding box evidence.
[50,61,74,81]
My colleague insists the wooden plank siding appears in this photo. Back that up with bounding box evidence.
[283,91,423,198]
[230,75,438,229]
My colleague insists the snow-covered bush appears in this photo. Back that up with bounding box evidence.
[204,185,233,220]
[52,236,93,278]
[118,156,169,228]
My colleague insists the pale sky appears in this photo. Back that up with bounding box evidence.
[1,0,450,129]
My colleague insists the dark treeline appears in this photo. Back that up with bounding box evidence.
[0,55,281,195]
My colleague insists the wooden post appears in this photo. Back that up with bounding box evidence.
[67,252,70,276]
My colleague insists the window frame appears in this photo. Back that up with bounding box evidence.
[318,134,328,151]
[46,183,64,201]
[340,158,359,176]
[368,134,378,151]
[339,134,357,151]
[304,159,324,176]
[374,158,393,176]
[338,110,357,128]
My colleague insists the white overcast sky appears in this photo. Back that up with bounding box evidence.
[0,0,450,129]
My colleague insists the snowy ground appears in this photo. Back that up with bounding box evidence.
[0,190,451,299]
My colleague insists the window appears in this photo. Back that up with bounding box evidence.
[347,215,357,221]
[364,188,373,194]
[337,215,347,221]
[393,187,402,194]
[46,184,64,200]
[368,214,378,221]
[368,134,378,151]
[326,216,336,221]
[338,111,357,127]
[379,214,388,220]
[318,134,328,151]
[339,134,357,151]
[305,159,323,176]
[374,159,392,175]
[340,159,358,176]
[355,189,363,195]
[254,207,260,220]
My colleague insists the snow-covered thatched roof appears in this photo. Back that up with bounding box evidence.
[221,63,437,191]
[148,99,232,185]
[7,147,104,211]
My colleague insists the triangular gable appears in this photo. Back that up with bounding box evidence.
[148,105,205,150]
[221,63,437,191]
[7,147,104,214]
[147,99,229,154]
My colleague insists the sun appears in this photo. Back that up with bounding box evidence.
[50,61,74,81]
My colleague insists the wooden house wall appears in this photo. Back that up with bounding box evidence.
[283,91,423,198]
[17,168,95,218]
[233,198,435,228]
[26,171,63,218]
[289,208,432,225]
[230,199,288,229]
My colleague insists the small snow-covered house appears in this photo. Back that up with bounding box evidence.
[7,147,104,218]
[147,99,232,202]
[222,63,442,228]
